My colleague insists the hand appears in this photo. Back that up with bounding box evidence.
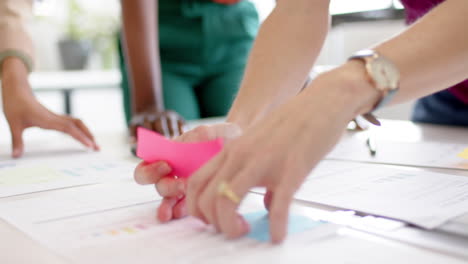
[133,123,242,222]
[130,110,185,140]
[212,0,242,4]
[185,63,378,243]
[1,57,99,158]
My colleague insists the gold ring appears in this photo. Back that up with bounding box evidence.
[218,182,241,204]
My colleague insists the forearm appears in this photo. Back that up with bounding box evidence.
[374,0,468,105]
[0,0,35,75]
[227,0,330,129]
[303,0,468,127]
[121,0,163,114]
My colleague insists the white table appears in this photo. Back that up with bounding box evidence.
[0,119,467,263]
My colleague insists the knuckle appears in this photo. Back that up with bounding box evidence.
[194,125,210,139]
[60,121,76,133]
[187,177,201,192]
[133,163,145,183]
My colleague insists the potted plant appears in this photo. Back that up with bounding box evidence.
[58,0,91,70]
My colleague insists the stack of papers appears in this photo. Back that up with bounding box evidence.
[0,153,136,198]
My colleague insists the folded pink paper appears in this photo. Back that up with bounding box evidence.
[136,127,223,178]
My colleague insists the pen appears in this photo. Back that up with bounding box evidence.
[366,134,377,156]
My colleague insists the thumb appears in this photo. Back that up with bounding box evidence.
[10,126,24,158]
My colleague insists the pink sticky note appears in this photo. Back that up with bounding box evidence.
[136,127,223,178]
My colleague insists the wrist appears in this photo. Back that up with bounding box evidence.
[1,57,33,97]
[1,57,29,77]
[324,60,380,118]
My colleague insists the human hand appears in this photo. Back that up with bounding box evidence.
[133,123,242,222]
[185,62,379,243]
[130,110,185,140]
[1,57,99,158]
[211,0,242,4]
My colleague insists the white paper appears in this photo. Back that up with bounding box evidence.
[295,160,468,229]
[327,138,468,170]
[0,181,159,223]
[0,153,136,198]
[2,193,340,264]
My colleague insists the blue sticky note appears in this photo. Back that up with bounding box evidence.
[243,210,325,242]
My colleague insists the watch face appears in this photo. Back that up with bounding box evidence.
[368,57,400,91]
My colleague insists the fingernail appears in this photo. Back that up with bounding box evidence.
[156,163,172,175]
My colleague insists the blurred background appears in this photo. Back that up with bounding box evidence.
[4,0,414,137]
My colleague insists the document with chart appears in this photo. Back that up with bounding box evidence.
[327,138,468,170]
[295,160,468,229]
[0,153,136,197]
[0,185,339,264]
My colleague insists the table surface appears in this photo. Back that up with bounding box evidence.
[1,119,467,263]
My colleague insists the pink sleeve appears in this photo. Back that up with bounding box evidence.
[0,0,34,69]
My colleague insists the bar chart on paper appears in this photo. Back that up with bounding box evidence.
[0,154,136,198]
[1,194,338,264]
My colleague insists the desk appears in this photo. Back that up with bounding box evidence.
[0,120,467,263]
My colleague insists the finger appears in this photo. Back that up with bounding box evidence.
[142,116,154,132]
[156,177,186,198]
[71,118,99,150]
[157,197,178,222]
[177,120,184,135]
[179,124,241,143]
[197,148,250,231]
[216,200,249,239]
[187,152,226,223]
[153,116,169,137]
[129,124,138,139]
[10,126,24,158]
[54,119,95,149]
[134,161,172,185]
[214,166,256,239]
[160,115,171,137]
[264,189,274,211]
[173,198,188,219]
[269,186,295,244]
[166,115,175,138]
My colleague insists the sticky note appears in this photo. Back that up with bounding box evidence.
[136,127,223,178]
[458,148,468,160]
[243,210,325,242]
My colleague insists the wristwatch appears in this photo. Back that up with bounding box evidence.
[348,49,400,126]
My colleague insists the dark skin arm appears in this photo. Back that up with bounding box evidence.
[121,0,184,139]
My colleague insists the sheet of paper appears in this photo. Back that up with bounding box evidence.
[2,194,340,264]
[0,181,159,223]
[294,160,468,229]
[458,148,468,160]
[0,153,136,198]
[136,127,223,178]
[327,137,468,170]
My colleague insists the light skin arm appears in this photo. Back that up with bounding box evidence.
[121,0,184,138]
[186,0,468,242]
[227,0,330,129]
[374,0,468,104]
[134,0,468,239]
